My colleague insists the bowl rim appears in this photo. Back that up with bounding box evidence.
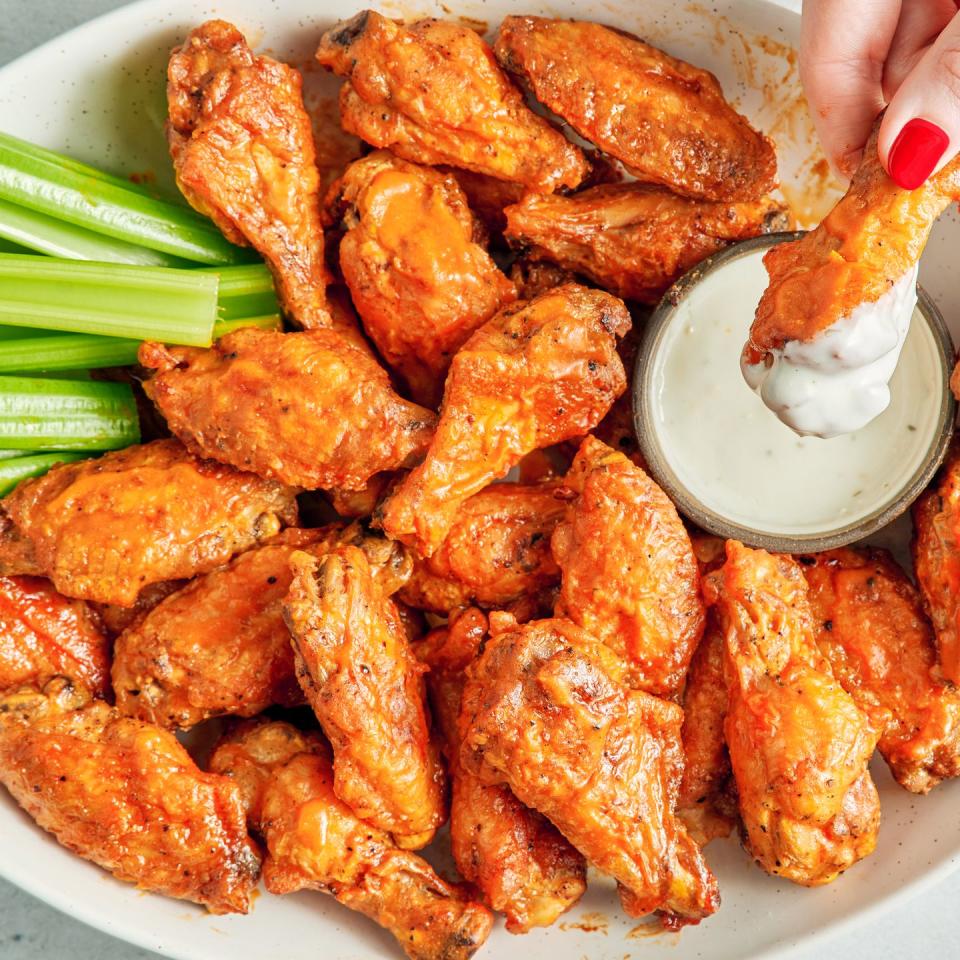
[632,230,957,553]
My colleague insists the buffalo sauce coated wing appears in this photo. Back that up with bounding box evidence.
[460,616,719,926]
[551,437,705,695]
[398,481,564,615]
[747,125,960,363]
[416,610,586,932]
[914,441,960,684]
[328,152,517,407]
[704,541,880,885]
[505,183,787,303]
[0,576,110,696]
[283,545,445,848]
[112,525,410,729]
[494,17,776,201]
[139,328,437,491]
[167,20,331,327]
[211,720,492,960]
[316,12,587,191]
[0,439,297,607]
[802,547,960,793]
[0,679,259,913]
[377,284,630,557]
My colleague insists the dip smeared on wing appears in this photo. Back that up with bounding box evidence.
[743,122,960,438]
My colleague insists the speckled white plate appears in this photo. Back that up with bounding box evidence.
[2,1,960,958]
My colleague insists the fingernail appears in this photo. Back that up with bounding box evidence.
[887,118,950,189]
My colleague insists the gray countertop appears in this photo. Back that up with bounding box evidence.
[0,1,954,957]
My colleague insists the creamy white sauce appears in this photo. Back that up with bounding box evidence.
[742,266,919,438]
[652,250,941,536]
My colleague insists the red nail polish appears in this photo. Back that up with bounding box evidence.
[887,118,950,189]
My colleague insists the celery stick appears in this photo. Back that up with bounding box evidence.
[0,131,251,265]
[203,264,280,320]
[0,376,139,450]
[213,314,283,338]
[0,452,88,496]
[0,334,140,372]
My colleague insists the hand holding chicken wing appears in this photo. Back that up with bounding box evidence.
[378,284,630,557]
[168,20,331,327]
[316,12,587,191]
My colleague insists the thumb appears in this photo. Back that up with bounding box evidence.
[879,11,960,188]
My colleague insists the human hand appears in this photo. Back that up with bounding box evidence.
[801,0,960,187]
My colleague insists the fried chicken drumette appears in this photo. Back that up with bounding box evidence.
[747,124,960,365]
[705,541,881,886]
[168,20,331,327]
[139,328,437,492]
[802,547,960,793]
[416,610,587,932]
[210,720,493,960]
[328,152,517,407]
[0,679,260,913]
[398,481,564,616]
[551,437,705,695]
[283,545,445,848]
[378,284,630,557]
[316,12,588,191]
[504,183,787,303]
[494,16,777,201]
[0,575,110,696]
[460,615,719,927]
[112,525,410,729]
[0,439,298,607]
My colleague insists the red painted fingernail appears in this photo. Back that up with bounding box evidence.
[887,118,950,189]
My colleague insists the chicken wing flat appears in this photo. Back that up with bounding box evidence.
[139,328,437,491]
[801,547,960,793]
[0,679,259,913]
[316,12,588,191]
[0,576,110,696]
[747,125,960,363]
[416,610,586,932]
[92,580,186,639]
[0,439,297,607]
[914,441,960,685]
[168,20,331,328]
[494,17,777,201]
[328,152,517,407]
[377,284,630,557]
[398,481,564,615]
[505,183,787,303]
[460,616,719,926]
[283,545,445,848]
[211,720,492,960]
[704,541,880,885]
[112,525,410,729]
[551,437,704,695]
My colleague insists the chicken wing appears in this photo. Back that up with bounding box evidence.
[914,441,960,685]
[377,284,630,557]
[460,616,719,926]
[211,720,492,960]
[550,436,704,696]
[328,152,517,407]
[746,124,960,363]
[283,545,445,848]
[112,525,411,729]
[92,580,186,639]
[0,576,110,696]
[139,328,437,491]
[508,259,580,300]
[0,439,298,607]
[442,168,526,237]
[398,481,564,615]
[704,541,880,886]
[316,12,588,191]
[801,547,960,793]
[505,183,787,303]
[494,17,777,201]
[0,679,259,913]
[416,610,586,932]
[167,20,331,328]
